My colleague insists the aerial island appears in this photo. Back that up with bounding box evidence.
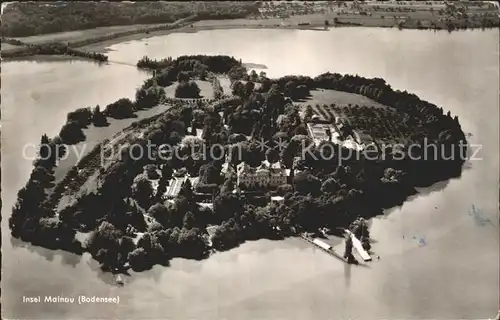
[9,54,467,273]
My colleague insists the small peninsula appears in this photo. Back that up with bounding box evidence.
[9,54,467,273]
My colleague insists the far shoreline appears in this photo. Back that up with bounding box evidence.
[79,23,337,54]
[3,14,496,60]
[1,22,342,58]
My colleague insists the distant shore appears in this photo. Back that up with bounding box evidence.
[4,11,497,59]
[2,17,336,58]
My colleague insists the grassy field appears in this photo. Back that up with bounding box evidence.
[300,89,389,109]
[217,76,233,96]
[298,89,409,147]
[297,89,390,124]
[52,104,172,212]
[164,80,214,99]
[1,43,26,55]
[1,43,22,50]
[11,24,166,46]
[190,14,342,30]
[255,0,499,29]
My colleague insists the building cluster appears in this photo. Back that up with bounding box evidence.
[306,114,373,151]
[236,160,288,189]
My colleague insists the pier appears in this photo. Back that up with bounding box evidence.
[345,230,372,262]
[298,234,348,263]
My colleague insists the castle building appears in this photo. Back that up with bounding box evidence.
[236,160,288,189]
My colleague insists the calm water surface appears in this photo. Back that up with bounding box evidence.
[2,28,499,320]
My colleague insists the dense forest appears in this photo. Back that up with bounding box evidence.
[1,41,108,61]
[9,54,467,273]
[0,2,260,37]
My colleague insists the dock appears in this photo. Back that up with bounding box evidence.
[299,234,348,263]
[345,230,372,261]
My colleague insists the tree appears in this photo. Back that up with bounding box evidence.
[144,164,160,180]
[249,70,259,82]
[192,109,206,128]
[176,227,207,258]
[179,107,193,130]
[135,85,165,110]
[265,148,279,163]
[199,162,222,185]
[9,179,50,238]
[30,166,54,187]
[177,71,190,83]
[59,121,86,145]
[161,164,173,180]
[128,247,150,271]
[92,105,108,127]
[103,98,135,119]
[50,136,67,160]
[214,193,244,222]
[284,81,297,100]
[148,203,171,228]
[85,221,124,270]
[182,211,197,229]
[321,178,340,194]
[107,197,145,231]
[67,107,92,127]
[137,232,165,263]
[228,65,247,82]
[34,134,56,169]
[175,81,201,98]
[221,175,235,194]
[179,179,194,199]
[211,219,243,250]
[123,201,148,232]
[266,85,285,122]
[39,134,51,158]
[132,174,154,209]
[232,80,245,97]
[245,81,255,98]
[194,61,208,80]
[304,105,314,121]
[293,172,321,195]
[280,140,297,169]
[228,133,247,144]
[257,75,270,91]
[156,177,168,203]
[296,85,310,99]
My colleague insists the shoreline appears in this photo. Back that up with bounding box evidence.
[3,16,498,59]
[1,22,337,58]
[8,54,468,274]
[79,23,335,54]
[2,28,498,320]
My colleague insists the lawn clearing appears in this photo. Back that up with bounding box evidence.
[300,89,389,109]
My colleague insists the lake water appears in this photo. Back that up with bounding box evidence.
[2,28,499,319]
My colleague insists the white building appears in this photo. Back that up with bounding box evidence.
[236,160,288,189]
[312,239,332,251]
[306,122,366,151]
